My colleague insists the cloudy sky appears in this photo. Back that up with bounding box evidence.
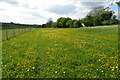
[0,0,119,25]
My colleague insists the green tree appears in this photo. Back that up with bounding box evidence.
[41,24,46,28]
[94,10,114,26]
[102,19,119,25]
[87,6,117,26]
[82,15,95,27]
[72,19,82,28]
[46,18,53,28]
[66,19,73,28]
[57,17,66,28]
[56,17,72,28]
[51,22,58,28]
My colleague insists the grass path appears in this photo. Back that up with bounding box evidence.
[2,25,119,78]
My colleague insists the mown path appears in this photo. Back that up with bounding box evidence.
[2,26,119,78]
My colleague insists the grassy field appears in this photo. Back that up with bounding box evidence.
[2,25,119,78]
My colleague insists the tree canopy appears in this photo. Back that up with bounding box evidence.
[51,17,83,28]
[82,7,118,26]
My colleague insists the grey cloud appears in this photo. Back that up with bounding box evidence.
[47,5,76,14]
[32,13,45,18]
[0,0,18,5]
[22,4,30,8]
[22,4,38,10]
[81,2,105,9]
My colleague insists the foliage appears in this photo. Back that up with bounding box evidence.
[57,17,68,28]
[82,8,118,27]
[45,18,54,28]
[102,19,119,25]
[82,15,95,27]
[52,17,83,28]
[1,22,38,29]
[65,19,73,28]
[51,22,58,28]
[95,10,114,26]
[72,19,83,28]
[41,24,46,28]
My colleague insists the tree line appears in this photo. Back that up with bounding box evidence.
[1,22,38,29]
[39,5,119,28]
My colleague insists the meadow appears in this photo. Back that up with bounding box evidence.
[2,25,119,78]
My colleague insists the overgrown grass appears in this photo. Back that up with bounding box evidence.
[2,25,119,78]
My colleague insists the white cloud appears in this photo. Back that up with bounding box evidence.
[0,0,118,25]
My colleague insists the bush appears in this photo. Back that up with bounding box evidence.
[102,19,119,25]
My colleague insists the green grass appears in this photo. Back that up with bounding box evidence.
[2,25,119,78]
